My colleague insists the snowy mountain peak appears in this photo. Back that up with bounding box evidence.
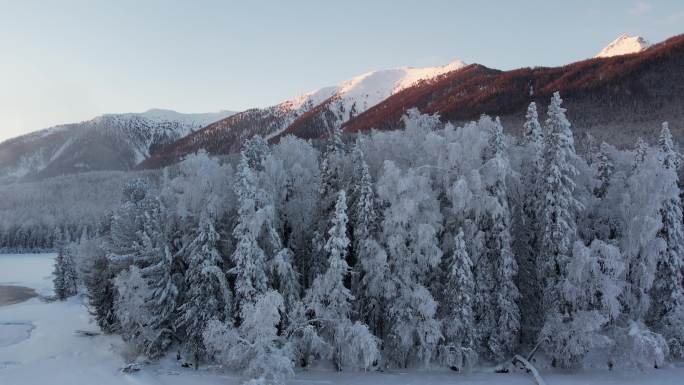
[326,58,467,124]
[281,58,468,114]
[337,59,467,99]
[595,34,650,58]
[259,58,467,141]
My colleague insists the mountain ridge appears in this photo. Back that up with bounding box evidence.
[338,33,684,148]
[142,34,684,169]
[7,34,680,175]
[139,59,467,168]
[0,109,235,182]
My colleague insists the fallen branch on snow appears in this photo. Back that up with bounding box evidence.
[74,330,101,337]
[495,340,547,385]
[512,354,547,385]
[121,363,143,373]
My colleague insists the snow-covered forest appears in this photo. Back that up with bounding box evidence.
[0,170,157,252]
[50,92,684,384]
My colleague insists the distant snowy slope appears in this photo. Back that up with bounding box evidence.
[0,109,235,182]
[595,34,650,58]
[116,108,235,128]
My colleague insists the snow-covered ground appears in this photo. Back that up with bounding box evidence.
[1,253,683,385]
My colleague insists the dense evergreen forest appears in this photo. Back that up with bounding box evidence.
[45,93,684,384]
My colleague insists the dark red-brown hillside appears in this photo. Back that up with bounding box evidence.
[337,33,684,145]
[142,33,684,169]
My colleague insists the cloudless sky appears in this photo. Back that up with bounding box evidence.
[1,0,682,142]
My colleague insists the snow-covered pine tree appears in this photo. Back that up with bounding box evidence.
[258,185,300,314]
[541,239,625,368]
[349,143,372,273]
[204,291,294,385]
[79,226,89,243]
[658,122,680,170]
[311,125,348,286]
[594,142,614,199]
[349,142,373,245]
[108,181,173,303]
[231,136,301,317]
[475,117,520,361]
[81,238,118,333]
[114,265,155,354]
[378,161,442,368]
[286,299,327,368]
[355,238,388,341]
[349,143,388,336]
[306,189,353,368]
[537,92,584,367]
[135,197,179,357]
[53,228,78,300]
[481,116,505,161]
[584,132,598,165]
[632,137,648,170]
[305,191,379,371]
[439,229,477,371]
[138,244,179,357]
[107,178,180,357]
[610,321,669,370]
[242,134,270,172]
[648,122,684,358]
[231,150,269,320]
[176,207,231,365]
[620,137,665,323]
[515,101,545,344]
[62,246,78,297]
[53,248,65,299]
[53,250,76,300]
[108,179,152,265]
[522,101,543,149]
[268,246,300,314]
[52,226,63,252]
[63,226,72,248]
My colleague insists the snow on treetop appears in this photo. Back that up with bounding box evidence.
[595,34,650,58]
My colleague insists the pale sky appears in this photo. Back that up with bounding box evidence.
[1,0,682,142]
